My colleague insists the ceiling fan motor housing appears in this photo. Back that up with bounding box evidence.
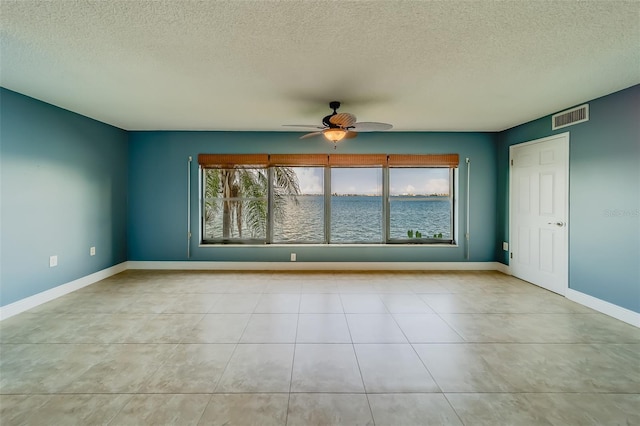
[323,101,341,127]
[323,115,339,128]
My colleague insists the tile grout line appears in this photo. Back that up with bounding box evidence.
[339,292,377,425]
[209,283,253,394]
[284,288,303,426]
[385,285,448,398]
[415,291,468,343]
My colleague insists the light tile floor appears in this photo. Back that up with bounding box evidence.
[1,270,639,425]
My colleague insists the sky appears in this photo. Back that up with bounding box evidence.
[292,167,450,196]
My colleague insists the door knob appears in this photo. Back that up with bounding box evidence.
[547,222,565,227]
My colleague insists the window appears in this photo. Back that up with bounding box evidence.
[202,167,268,243]
[389,168,453,242]
[272,167,325,243]
[331,168,383,243]
[199,154,458,245]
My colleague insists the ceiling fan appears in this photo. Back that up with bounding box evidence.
[284,101,393,147]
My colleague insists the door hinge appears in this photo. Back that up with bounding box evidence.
[510,159,513,166]
[510,252,513,259]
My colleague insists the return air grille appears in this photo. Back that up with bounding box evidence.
[552,104,589,130]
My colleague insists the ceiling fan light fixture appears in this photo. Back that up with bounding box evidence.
[323,128,347,143]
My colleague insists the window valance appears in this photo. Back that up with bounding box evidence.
[198,153,459,168]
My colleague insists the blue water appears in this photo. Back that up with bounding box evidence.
[389,197,451,240]
[273,195,451,242]
[273,196,324,242]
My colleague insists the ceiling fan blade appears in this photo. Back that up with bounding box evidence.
[345,131,358,139]
[350,122,393,132]
[300,132,322,139]
[329,113,357,127]
[283,124,325,129]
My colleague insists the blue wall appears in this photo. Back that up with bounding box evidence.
[128,131,498,263]
[0,89,129,307]
[497,85,640,313]
[4,84,637,315]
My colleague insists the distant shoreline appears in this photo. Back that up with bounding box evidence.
[293,194,450,198]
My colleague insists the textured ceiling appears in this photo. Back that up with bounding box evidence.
[1,1,639,131]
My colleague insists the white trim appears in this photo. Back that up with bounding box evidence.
[465,157,470,259]
[0,262,127,321]
[198,244,460,248]
[566,288,640,328]
[494,262,511,275]
[187,156,192,258]
[508,131,570,150]
[127,261,503,271]
[4,261,637,329]
[0,260,505,320]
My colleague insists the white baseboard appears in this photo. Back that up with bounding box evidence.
[127,261,504,271]
[2,260,503,320]
[494,262,511,275]
[4,261,637,328]
[566,288,640,327]
[0,262,128,321]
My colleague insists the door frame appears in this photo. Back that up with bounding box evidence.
[508,132,570,294]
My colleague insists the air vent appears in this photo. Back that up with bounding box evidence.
[552,104,589,130]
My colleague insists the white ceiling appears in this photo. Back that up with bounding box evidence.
[1,1,638,132]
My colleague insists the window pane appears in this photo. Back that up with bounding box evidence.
[204,199,267,239]
[202,168,267,240]
[273,167,324,243]
[389,168,451,240]
[331,168,383,243]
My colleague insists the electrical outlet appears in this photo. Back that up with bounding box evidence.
[49,255,58,267]
[290,253,297,262]
[90,246,96,256]
[503,242,509,251]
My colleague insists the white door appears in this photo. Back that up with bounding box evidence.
[510,133,569,295]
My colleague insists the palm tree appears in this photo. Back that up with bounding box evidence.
[204,167,300,239]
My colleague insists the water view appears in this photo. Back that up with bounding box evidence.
[273,195,451,243]
[203,166,452,242]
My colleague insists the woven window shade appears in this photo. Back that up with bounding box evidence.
[269,154,329,166]
[388,154,459,167]
[198,154,269,168]
[198,153,459,168]
[329,154,388,166]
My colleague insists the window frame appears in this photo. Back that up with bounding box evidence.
[201,166,270,244]
[386,166,456,245]
[199,154,458,246]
